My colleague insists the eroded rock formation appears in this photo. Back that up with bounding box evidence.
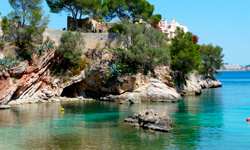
[102,79,181,104]
[0,50,58,104]
[181,71,222,96]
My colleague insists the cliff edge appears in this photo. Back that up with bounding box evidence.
[0,49,222,105]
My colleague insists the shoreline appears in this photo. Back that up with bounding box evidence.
[7,97,96,106]
[217,70,249,72]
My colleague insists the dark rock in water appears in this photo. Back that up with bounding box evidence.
[124,109,172,132]
[0,105,10,109]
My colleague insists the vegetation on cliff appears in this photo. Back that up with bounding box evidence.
[0,16,12,47]
[116,23,170,74]
[1,0,49,60]
[169,27,201,83]
[0,0,225,106]
[54,31,86,75]
[199,44,224,79]
[0,0,224,88]
[46,0,107,30]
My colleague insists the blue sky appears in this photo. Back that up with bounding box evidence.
[1,0,250,65]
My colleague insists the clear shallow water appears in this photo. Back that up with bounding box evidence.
[0,71,250,149]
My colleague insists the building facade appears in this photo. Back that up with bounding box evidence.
[158,18,188,39]
[222,64,241,70]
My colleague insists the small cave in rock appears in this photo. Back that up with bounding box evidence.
[61,82,104,99]
[61,83,82,98]
[10,88,21,101]
[61,81,119,99]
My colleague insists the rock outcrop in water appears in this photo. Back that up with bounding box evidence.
[124,109,173,132]
[179,71,222,96]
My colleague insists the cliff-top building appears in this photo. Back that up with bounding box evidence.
[158,18,188,39]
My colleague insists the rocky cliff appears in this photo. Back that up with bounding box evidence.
[178,71,222,96]
[0,49,221,105]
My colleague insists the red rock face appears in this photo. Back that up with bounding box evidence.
[0,76,10,91]
[0,77,17,104]
[0,50,56,104]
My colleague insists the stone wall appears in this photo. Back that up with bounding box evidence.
[43,28,120,49]
[0,18,120,50]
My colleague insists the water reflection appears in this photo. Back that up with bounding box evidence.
[0,103,62,126]
[170,88,224,149]
[0,88,224,149]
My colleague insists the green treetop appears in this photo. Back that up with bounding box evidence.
[117,23,170,74]
[104,0,127,21]
[8,0,49,44]
[1,16,12,42]
[57,31,85,69]
[104,0,154,23]
[170,27,201,83]
[6,0,49,60]
[148,14,162,26]
[46,0,107,31]
[199,44,224,79]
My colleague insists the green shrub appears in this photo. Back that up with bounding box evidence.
[69,59,86,77]
[38,42,54,55]
[117,62,132,74]
[38,44,45,54]
[7,0,49,60]
[169,27,201,84]
[117,23,170,74]
[78,59,86,70]
[108,24,124,33]
[199,44,224,79]
[109,63,120,77]
[46,42,53,50]
[70,67,81,77]
[56,31,85,70]
[96,42,100,49]
[0,57,20,71]
[62,76,69,83]
[105,41,108,48]
[0,41,5,50]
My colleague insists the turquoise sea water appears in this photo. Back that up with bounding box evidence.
[0,71,250,149]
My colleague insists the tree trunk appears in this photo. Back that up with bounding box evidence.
[74,17,78,31]
[115,10,123,21]
[209,71,215,80]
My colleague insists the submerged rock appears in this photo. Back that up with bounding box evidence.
[124,109,173,132]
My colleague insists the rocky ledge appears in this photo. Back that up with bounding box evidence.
[179,71,223,96]
[0,105,10,109]
[102,79,181,104]
[124,109,173,132]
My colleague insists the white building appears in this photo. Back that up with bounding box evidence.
[158,18,188,39]
[222,64,241,70]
